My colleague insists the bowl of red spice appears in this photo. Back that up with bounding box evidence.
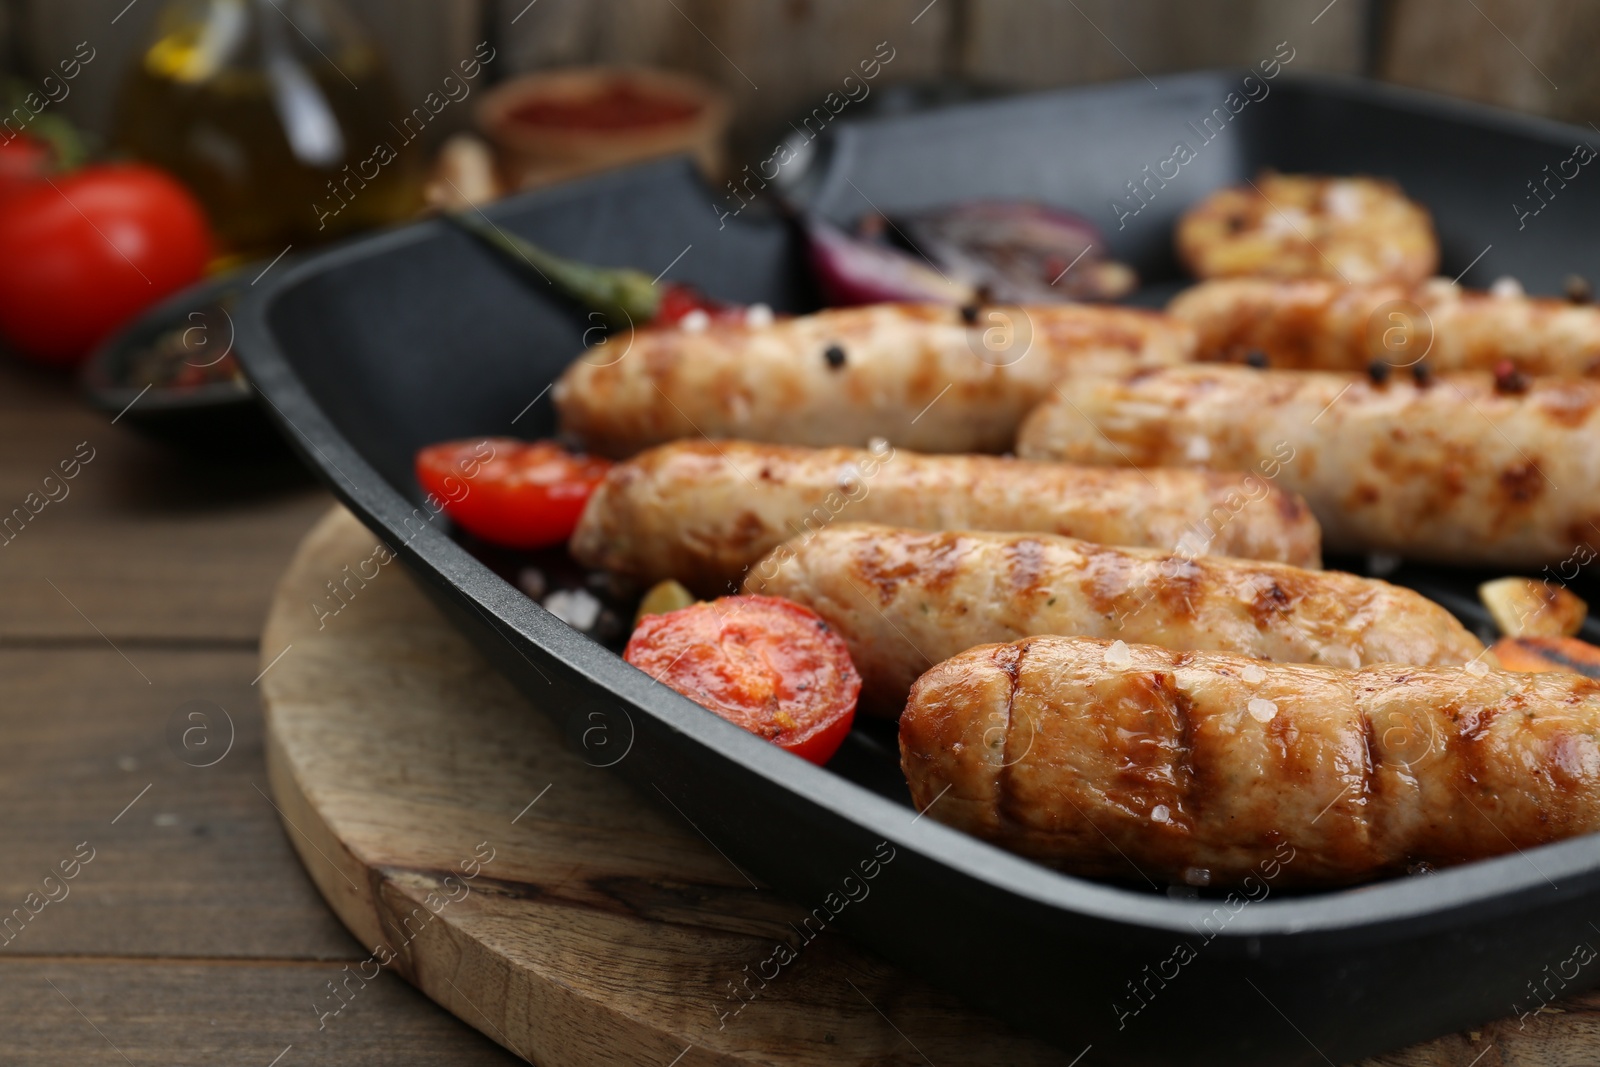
[478,67,731,190]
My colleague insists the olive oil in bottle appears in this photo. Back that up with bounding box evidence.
[114,0,424,260]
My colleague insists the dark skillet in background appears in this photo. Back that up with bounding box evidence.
[81,270,293,459]
[232,72,1600,1066]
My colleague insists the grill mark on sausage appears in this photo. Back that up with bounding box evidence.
[1499,462,1546,505]
[722,510,770,554]
[1080,546,1135,619]
[919,534,969,595]
[1247,576,1295,629]
[1538,388,1599,428]
[1005,538,1049,599]
[997,641,1025,681]
[1359,708,1379,806]
[1443,698,1489,792]
[1171,683,1198,823]
[995,641,1024,807]
[851,531,963,603]
[1105,670,1192,832]
[1353,707,1379,865]
[994,641,1033,838]
[1455,702,1500,744]
[1150,557,1203,623]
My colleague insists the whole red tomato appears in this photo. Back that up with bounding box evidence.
[0,163,213,367]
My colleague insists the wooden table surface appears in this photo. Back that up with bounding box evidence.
[0,359,520,1065]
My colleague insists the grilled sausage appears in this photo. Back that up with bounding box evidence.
[901,635,1600,887]
[571,439,1322,595]
[552,302,1194,458]
[1017,364,1600,568]
[1170,277,1600,376]
[1175,173,1438,286]
[747,524,1482,715]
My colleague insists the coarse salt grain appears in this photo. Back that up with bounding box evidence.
[1465,659,1491,677]
[1104,640,1133,668]
[679,309,710,333]
[744,303,774,328]
[1241,663,1266,684]
[1151,805,1170,824]
[1248,698,1278,723]
[543,588,602,631]
[1490,276,1524,299]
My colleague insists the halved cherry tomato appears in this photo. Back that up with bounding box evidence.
[415,438,612,550]
[654,282,741,326]
[624,595,860,765]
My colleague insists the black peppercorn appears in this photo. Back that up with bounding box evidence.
[1244,349,1269,369]
[959,303,980,325]
[1493,359,1529,395]
[1366,359,1391,384]
[1411,360,1432,386]
[1566,274,1593,304]
[824,343,847,369]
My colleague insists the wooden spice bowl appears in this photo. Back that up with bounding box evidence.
[477,66,731,190]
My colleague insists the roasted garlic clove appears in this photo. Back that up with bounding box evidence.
[633,579,697,627]
[1479,577,1587,638]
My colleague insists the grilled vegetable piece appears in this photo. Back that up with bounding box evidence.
[802,215,972,306]
[901,635,1600,887]
[552,302,1195,458]
[748,524,1482,715]
[633,579,696,626]
[1017,364,1600,568]
[1480,577,1587,638]
[570,439,1322,596]
[898,200,1137,303]
[1491,636,1600,678]
[448,211,662,325]
[415,438,612,550]
[1176,173,1438,286]
[1170,277,1600,376]
[623,595,860,765]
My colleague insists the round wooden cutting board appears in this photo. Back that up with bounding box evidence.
[261,507,1599,1067]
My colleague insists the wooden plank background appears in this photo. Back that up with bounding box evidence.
[7,0,1598,161]
[1378,0,1600,126]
